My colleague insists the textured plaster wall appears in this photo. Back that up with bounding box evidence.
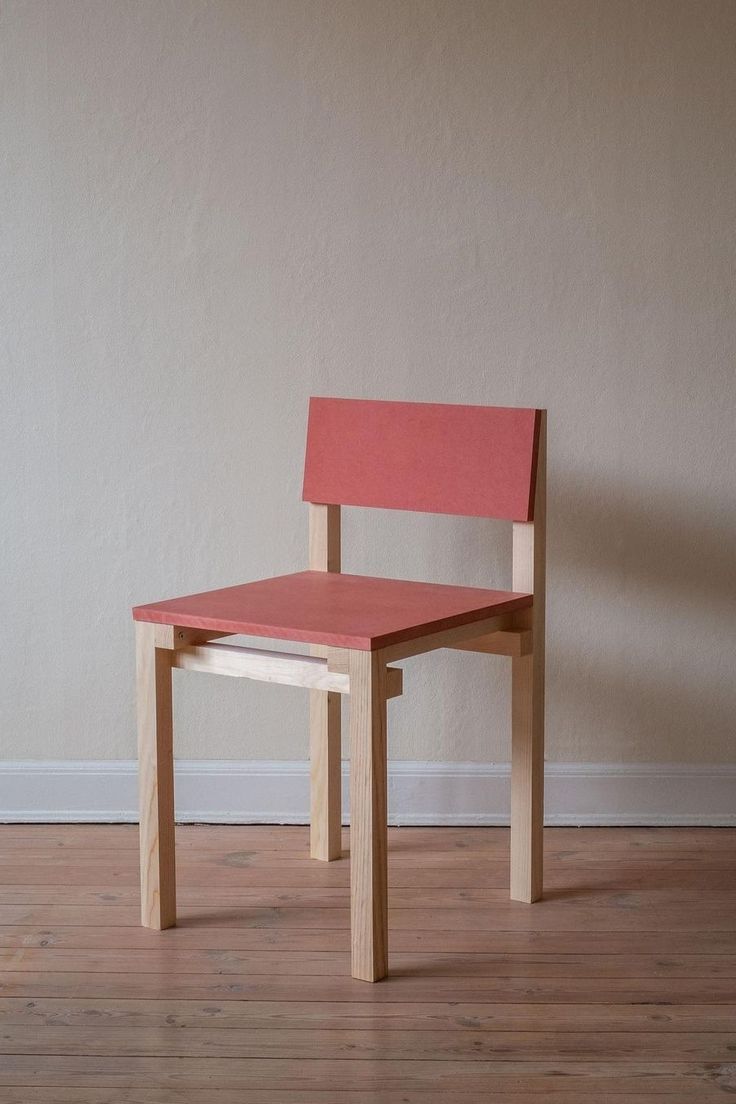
[2,0,734,763]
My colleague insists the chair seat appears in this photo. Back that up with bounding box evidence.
[133,571,532,651]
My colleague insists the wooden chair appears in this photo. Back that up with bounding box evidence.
[132,397,546,982]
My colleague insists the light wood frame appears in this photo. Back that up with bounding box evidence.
[308,503,342,862]
[135,414,546,982]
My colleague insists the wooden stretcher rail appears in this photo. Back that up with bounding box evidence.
[171,642,403,698]
[449,628,533,657]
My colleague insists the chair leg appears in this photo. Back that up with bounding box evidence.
[348,650,388,982]
[136,622,176,929]
[309,689,342,860]
[510,649,544,903]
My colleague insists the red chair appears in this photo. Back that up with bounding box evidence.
[133,397,546,981]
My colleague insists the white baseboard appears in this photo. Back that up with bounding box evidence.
[0,760,734,825]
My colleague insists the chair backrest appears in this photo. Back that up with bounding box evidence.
[302,397,542,522]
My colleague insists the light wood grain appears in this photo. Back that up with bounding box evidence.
[381,610,520,662]
[172,641,350,691]
[0,1054,731,1096]
[0,1092,728,1104]
[0,1090,731,1104]
[310,688,342,860]
[349,650,389,981]
[3,995,734,1032]
[3,1024,735,1060]
[5,900,736,931]
[10,841,736,870]
[152,624,234,649]
[510,410,546,903]
[4,948,736,979]
[135,622,176,930]
[308,502,341,572]
[2,854,733,888]
[4,968,736,1005]
[309,502,343,860]
[4,922,736,955]
[4,823,734,851]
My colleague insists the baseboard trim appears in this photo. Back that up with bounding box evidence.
[0,760,734,826]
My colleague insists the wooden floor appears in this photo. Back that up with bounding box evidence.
[0,825,734,1102]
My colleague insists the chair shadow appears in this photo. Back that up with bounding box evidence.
[174,908,284,929]
[444,463,735,771]
[545,468,734,756]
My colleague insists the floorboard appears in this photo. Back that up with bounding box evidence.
[0,825,734,1101]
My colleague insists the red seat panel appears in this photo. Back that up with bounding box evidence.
[302,397,541,522]
[133,571,532,651]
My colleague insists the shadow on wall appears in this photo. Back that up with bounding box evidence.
[546,468,735,761]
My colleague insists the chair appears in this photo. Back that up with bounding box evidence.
[132,397,546,982]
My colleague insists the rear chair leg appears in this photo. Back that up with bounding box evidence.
[310,689,342,860]
[136,622,176,929]
[510,647,544,903]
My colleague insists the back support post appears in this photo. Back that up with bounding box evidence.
[510,411,546,902]
[309,503,343,860]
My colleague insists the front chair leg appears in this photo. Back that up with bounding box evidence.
[510,649,544,903]
[348,650,389,982]
[136,622,177,929]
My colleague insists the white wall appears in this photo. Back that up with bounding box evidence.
[2,0,734,774]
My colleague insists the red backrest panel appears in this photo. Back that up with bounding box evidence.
[302,398,541,522]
